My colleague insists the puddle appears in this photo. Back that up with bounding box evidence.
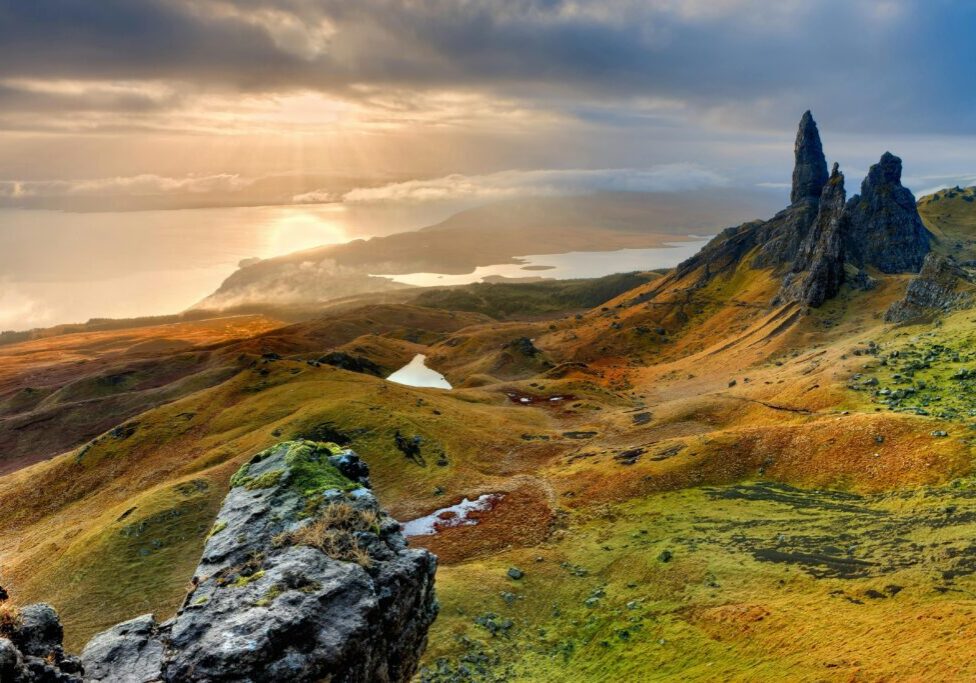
[386,354,452,389]
[505,391,576,405]
[401,494,503,537]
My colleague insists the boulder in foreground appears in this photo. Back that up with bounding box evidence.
[1,440,438,683]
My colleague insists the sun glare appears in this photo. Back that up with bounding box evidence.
[264,208,348,257]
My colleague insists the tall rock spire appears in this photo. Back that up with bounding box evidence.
[750,111,828,269]
[780,162,847,306]
[791,110,829,204]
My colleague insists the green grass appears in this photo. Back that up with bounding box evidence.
[421,479,976,681]
[410,273,657,320]
[918,186,976,261]
[848,315,976,424]
[0,363,554,648]
[14,477,221,652]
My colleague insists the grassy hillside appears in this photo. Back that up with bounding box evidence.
[918,185,976,260]
[410,272,658,320]
[1,247,976,679]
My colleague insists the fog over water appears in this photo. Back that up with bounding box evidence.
[0,203,452,331]
[0,198,719,332]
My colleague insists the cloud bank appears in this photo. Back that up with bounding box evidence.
[295,166,729,204]
[2,1,976,208]
[0,174,251,199]
[1,0,974,134]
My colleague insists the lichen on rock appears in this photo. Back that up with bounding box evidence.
[78,440,437,682]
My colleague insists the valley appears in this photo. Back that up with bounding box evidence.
[2,113,976,681]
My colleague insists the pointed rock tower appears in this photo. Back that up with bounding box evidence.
[780,163,847,306]
[751,111,829,268]
[673,110,933,311]
[791,110,830,205]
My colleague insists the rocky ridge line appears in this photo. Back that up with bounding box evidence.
[885,253,975,323]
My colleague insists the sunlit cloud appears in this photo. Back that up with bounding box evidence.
[294,166,729,205]
[0,0,974,212]
[0,174,252,198]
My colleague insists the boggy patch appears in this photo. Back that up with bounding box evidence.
[700,481,976,580]
[410,483,554,564]
[504,390,576,406]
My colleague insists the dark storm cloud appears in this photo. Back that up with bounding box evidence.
[0,1,311,85]
[0,83,182,114]
[1,0,976,134]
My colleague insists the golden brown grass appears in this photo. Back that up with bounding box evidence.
[0,601,20,638]
[279,502,381,568]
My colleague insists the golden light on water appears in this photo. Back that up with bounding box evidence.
[263,208,348,257]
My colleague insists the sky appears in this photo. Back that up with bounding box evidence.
[3,0,976,331]
[3,0,976,212]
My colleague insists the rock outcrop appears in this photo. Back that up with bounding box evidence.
[791,110,830,205]
[780,164,847,306]
[82,440,437,682]
[6,441,437,683]
[676,112,932,309]
[885,253,974,323]
[0,600,83,683]
[845,152,931,273]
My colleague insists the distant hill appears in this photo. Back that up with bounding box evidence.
[918,185,976,261]
[196,190,780,310]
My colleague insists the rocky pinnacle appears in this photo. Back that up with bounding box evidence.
[791,110,829,204]
[780,162,847,306]
[845,151,931,273]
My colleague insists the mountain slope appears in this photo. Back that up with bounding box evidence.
[196,191,778,310]
[2,113,976,680]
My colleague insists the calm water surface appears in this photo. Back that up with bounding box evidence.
[0,203,712,331]
[0,204,447,330]
[375,238,712,287]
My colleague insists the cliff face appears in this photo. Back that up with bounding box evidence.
[885,253,974,323]
[3,441,437,683]
[846,152,930,273]
[780,163,847,306]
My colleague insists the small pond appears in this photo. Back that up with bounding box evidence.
[386,354,452,389]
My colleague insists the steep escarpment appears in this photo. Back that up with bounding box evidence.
[4,441,437,683]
